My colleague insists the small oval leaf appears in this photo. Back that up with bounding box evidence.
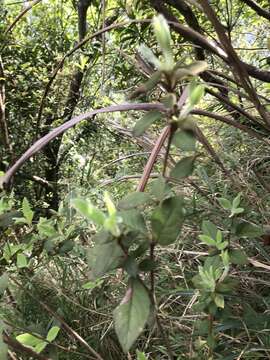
[133,111,162,137]
[170,156,195,179]
[172,130,196,151]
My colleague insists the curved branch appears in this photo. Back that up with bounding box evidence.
[241,0,270,20]
[1,103,166,186]
[199,0,270,125]
[166,0,205,59]
[137,126,170,192]
[4,0,42,35]
[192,109,270,143]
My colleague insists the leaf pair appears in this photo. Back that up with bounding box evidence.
[199,221,228,251]
[218,193,244,217]
[16,326,60,354]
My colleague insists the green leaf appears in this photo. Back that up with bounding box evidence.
[72,198,105,226]
[17,253,28,268]
[202,221,218,240]
[133,111,162,137]
[172,130,196,151]
[235,222,264,238]
[199,234,216,246]
[35,342,47,353]
[46,326,60,342]
[22,198,34,225]
[232,193,242,209]
[136,350,148,360]
[218,198,232,210]
[0,273,9,296]
[82,279,103,290]
[216,241,228,250]
[16,333,42,348]
[118,192,151,210]
[138,44,161,68]
[104,191,117,216]
[0,341,8,360]
[151,196,185,245]
[230,249,248,265]
[188,81,205,107]
[104,215,121,237]
[130,71,162,99]
[216,230,222,243]
[120,209,147,234]
[215,277,238,293]
[230,207,244,217]
[161,93,177,109]
[37,218,56,237]
[204,255,222,272]
[149,176,171,202]
[170,156,195,179]
[14,217,28,225]
[87,239,125,279]
[123,257,139,278]
[184,61,208,76]
[114,279,150,352]
[0,321,7,360]
[152,14,173,71]
[214,293,224,308]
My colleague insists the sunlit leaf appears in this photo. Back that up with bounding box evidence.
[214,294,224,308]
[46,326,60,342]
[22,198,34,225]
[72,198,105,226]
[199,234,216,246]
[17,253,28,268]
[137,350,148,360]
[16,333,42,348]
[218,198,231,210]
[138,44,161,68]
[188,81,205,107]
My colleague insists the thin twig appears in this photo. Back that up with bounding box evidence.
[4,0,42,35]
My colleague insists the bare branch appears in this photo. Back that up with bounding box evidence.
[1,103,167,186]
[199,0,270,126]
[241,0,270,20]
[4,0,42,35]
